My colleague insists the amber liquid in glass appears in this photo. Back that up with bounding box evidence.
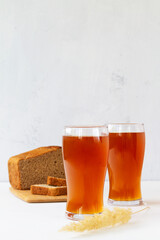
[108,132,145,201]
[63,135,109,214]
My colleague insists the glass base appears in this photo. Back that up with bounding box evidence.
[65,211,102,221]
[108,198,144,207]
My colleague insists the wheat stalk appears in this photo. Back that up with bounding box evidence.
[60,206,150,232]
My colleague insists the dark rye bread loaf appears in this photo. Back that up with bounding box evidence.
[8,146,65,190]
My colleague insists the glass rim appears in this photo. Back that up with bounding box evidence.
[108,123,144,126]
[64,125,108,129]
[108,122,145,133]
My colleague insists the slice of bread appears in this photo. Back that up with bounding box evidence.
[8,146,65,190]
[47,176,66,186]
[31,184,67,196]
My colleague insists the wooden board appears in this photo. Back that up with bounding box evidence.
[9,187,67,203]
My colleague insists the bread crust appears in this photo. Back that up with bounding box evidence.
[8,159,21,189]
[9,146,61,162]
[31,185,49,195]
[47,176,66,186]
[31,184,67,196]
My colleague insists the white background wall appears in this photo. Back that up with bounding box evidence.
[0,0,160,181]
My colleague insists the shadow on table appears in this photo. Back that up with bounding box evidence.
[146,200,160,206]
[67,221,141,239]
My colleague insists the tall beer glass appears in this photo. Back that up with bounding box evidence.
[108,123,145,206]
[63,126,109,220]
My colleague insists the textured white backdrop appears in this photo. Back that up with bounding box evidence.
[0,0,160,181]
